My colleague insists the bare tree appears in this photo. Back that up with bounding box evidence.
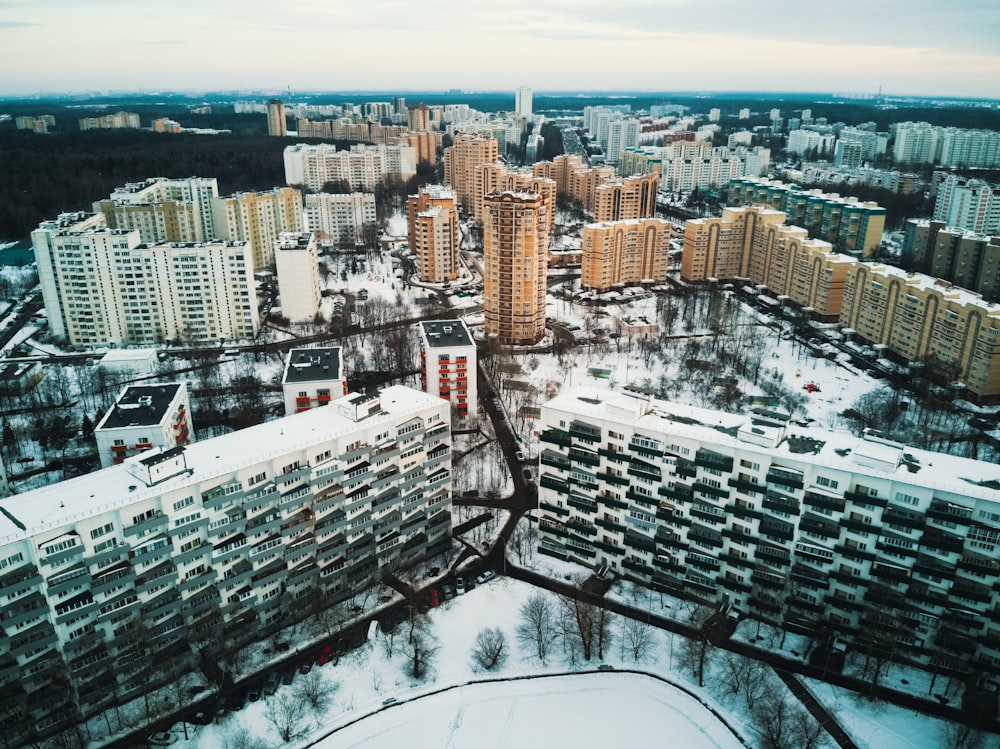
[223,726,268,749]
[295,669,337,715]
[472,627,507,671]
[751,687,827,749]
[676,606,717,687]
[940,721,987,749]
[264,692,307,743]
[404,630,439,681]
[619,616,656,663]
[720,652,772,711]
[517,591,559,662]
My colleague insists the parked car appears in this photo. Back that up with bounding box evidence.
[515,450,525,461]
[247,687,262,702]
[299,662,313,675]
[475,570,496,585]
[428,589,440,607]
[317,644,335,665]
[455,577,466,595]
[281,669,295,685]
[264,673,279,695]
[147,732,176,746]
[442,584,454,600]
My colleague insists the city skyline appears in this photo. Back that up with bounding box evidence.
[1,0,999,99]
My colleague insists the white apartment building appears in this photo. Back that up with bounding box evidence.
[95,383,192,468]
[658,145,771,193]
[32,212,259,345]
[0,387,451,742]
[894,122,1000,168]
[274,232,321,323]
[281,347,349,414]
[605,119,640,166]
[284,143,416,192]
[934,175,1000,235]
[787,129,835,157]
[95,177,221,244]
[537,388,1000,681]
[515,86,533,119]
[418,320,477,419]
[304,192,377,249]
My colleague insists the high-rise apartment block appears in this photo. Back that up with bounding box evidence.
[473,164,557,224]
[593,174,660,223]
[274,232,321,323]
[408,103,431,132]
[537,387,1000,683]
[211,187,304,270]
[605,118,640,165]
[79,112,140,131]
[94,383,192,468]
[727,177,885,258]
[304,192,377,249]
[515,87,532,119]
[281,347,349,414]
[893,122,1000,168]
[32,212,260,345]
[95,177,220,245]
[15,115,55,133]
[268,99,288,136]
[483,191,550,345]
[418,320,477,419]
[581,218,673,292]
[283,143,416,192]
[933,175,1000,236]
[0,387,450,743]
[787,129,834,156]
[408,186,460,284]
[904,219,1000,302]
[443,133,500,214]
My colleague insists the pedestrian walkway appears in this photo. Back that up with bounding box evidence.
[774,668,860,749]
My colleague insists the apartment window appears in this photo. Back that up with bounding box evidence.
[816,476,838,489]
[173,496,195,512]
[894,492,919,506]
[89,522,114,540]
[248,471,267,486]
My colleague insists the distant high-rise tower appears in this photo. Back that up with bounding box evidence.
[443,133,499,213]
[516,86,533,119]
[268,99,288,137]
[408,103,430,132]
[483,190,550,345]
[393,96,407,116]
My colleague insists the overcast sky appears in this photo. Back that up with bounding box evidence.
[2,0,998,98]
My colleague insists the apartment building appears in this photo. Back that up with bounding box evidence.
[592,174,660,223]
[727,177,885,258]
[94,384,192,468]
[515,87,532,119]
[283,143,416,192]
[418,320,477,419]
[32,212,259,345]
[581,218,672,293]
[682,207,852,321]
[840,263,1000,401]
[443,133,500,214]
[473,163,557,224]
[211,187,304,270]
[934,176,1000,236]
[408,103,431,132]
[605,118,641,166]
[304,192,377,249]
[16,115,55,134]
[267,100,288,137]
[395,130,442,165]
[483,191,550,345]
[787,129,834,156]
[904,220,1000,302]
[0,387,451,743]
[281,347,349,414]
[274,232,321,324]
[78,112,140,131]
[95,177,221,245]
[408,186,460,284]
[537,387,1000,682]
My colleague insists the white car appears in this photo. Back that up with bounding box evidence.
[455,577,466,595]
[475,570,496,586]
[147,733,176,747]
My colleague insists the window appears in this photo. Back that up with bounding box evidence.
[173,496,194,512]
[816,476,838,489]
[90,522,114,540]
[248,471,267,486]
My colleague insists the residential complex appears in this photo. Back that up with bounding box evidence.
[904,219,1000,303]
[274,232,321,323]
[211,187,304,270]
[592,174,660,223]
[581,218,673,292]
[94,383,192,468]
[482,191,550,345]
[95,177,220,245]
[473,164,557,224]
[280,347,349,414]
[443,133,500,214]
[15,115,54,134]
[934,175,1000,236]
[408,186,460,284]
[0,387,451,743]
[304,192,377,249]
[32,212,259,345]
[418,320,478,419]
[78,112,140,131]
[537,387,1000,684]
[727,177,886,258]
[893,122,1000,168]
[283,143,417,192]
[267,100,288,137]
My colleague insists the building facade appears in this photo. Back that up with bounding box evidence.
[473,163,557,224]
[78,112,140,131]
[33,212,260,345]
[274,232,321,324]
[515,87,532,119]
[904,220,1000,303]
[408,186,460,284]
[94,384,192,468]
[283,143,416,192]
[418,320,477,419]
[581,218,672,292]
[537,387,1000,684]
[95,177,221,245]
[483,191,550,345]
[443,133,500,214]
[304,192,377,249]
[281,347,349,414]
[0,387,451,742]
[592,174,660,223]
[267,100,288,137]
[211,187,304,270]
[934,176,1000,236]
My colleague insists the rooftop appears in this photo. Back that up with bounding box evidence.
[283,347,343,384]
[420,320,474,348]
[96,384,183,430]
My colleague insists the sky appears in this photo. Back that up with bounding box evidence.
[1,0,999,98]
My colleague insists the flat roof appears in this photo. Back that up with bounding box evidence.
[0,386,443,541]
[283,347,343,384]
[97,384,183,430]
[420,320,474,348]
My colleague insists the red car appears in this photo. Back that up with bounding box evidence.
[317,645,334,665]
[428,589,440,607]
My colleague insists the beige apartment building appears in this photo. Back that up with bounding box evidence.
[581,218,672,292]
[443,133,499,213]
[483,191,550,345]
[593,174,660,222]
[532,154,616,211]
[274,232,321,323]
[267,99,288,136]
[95,177,220,245]
[408,186,460,283]
[473,163,556,224]
[840,264,1000,400]
[78,111,140,131]
[211,187,303,270]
